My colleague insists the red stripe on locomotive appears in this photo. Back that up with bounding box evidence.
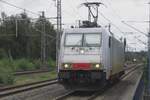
[72,63,91,70]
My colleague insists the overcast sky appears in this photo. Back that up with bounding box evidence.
[0,0,149,51]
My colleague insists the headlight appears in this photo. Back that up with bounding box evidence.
[64,64,69,68]
[80,50,85,54]
[95,64,100,68]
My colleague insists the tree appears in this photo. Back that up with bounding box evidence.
[0,12,56,61]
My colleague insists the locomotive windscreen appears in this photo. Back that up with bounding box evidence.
[84,34,101,47]
[65,33,101,47]
[65,34,82,46]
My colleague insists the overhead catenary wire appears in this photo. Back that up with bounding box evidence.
[66,0,84,20]
[86,1,145,50]
[84,0,146,51]
[92,0,133,36]
[103,0,143,34]
[123,20,149,23]
[127,35,147,45]
[0,18,56,38]
[0,17,57,22]
[0,0,39,16]
[84,0,124,34]
[135,37,147,46]
[122,21,148,37]
[104,0,123,20]
[121,21,148,50]
[0,0,124,36]
[96,8,124,34]
[102,1,148,38]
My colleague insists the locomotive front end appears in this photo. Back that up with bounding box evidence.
[58,28,106,89]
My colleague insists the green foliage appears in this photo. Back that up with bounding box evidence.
[0,12,56,60]
[0,59,14,84]
[32,59,42,69]
[15,71,57,85]
[0,58,56,85]
[14,59,38,71]
[0,10,57,85]
[0,49,8,59]
[47,58,56,69]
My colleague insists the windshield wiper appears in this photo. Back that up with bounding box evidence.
[84,39,92,47]
[72,39,82,46]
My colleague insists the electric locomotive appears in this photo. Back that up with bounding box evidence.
[58,2,126,90]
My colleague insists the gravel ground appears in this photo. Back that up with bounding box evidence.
[0,83,68,100]
[59,91,96,100]
[0,66,143,100]
[94,67,143,100]
[58,67,143,100]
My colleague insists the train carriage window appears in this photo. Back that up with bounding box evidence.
[84,34,101,47]
[65,34,83,46]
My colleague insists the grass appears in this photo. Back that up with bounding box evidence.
[14,71,57,85]
[0,59,14,85]
[0,58,56,85]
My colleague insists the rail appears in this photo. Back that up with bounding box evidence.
[0,79,57,98]
[55,63,143,100]
[14,70,51,75]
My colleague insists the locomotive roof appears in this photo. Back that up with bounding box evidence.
[64,27,110,35]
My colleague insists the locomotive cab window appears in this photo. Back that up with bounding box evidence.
[65,34,83,46]
[84,34,101,47]
[64,33,101,47]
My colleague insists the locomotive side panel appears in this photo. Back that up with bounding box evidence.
[111,37,124,75]
[101,29,111,79]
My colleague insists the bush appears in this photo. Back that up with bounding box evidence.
[0,58,56,72]
[47,58,56,69]
[0,59,14,84]
[14,59,36,71]
[32,59,42,69]
[0,58,56,85]
[0,49,8,59]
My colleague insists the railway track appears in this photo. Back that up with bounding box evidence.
[55,64,143,100]
[86,64,143,100]
[0,64,142,99]
[14,70,51,75]
[122,63,143,78]
[14,63,136,76]
[55,90,75,100]
[0,79,57,98]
